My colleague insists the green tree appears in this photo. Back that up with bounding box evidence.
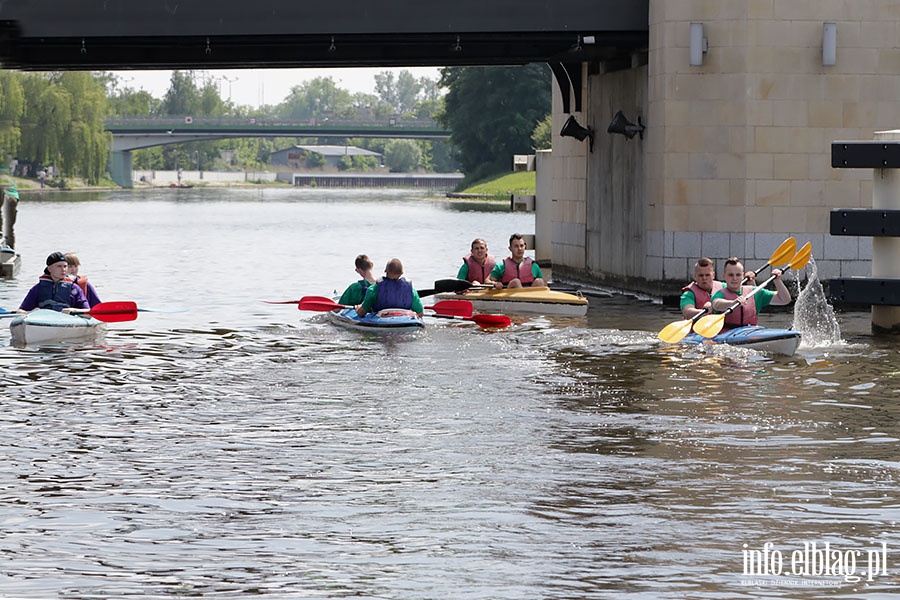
[375,69,423,115]
[532,114,552,150]
[162,70,201,116]
[383,138,421,172]
[438,64,550,182]
[277,77,352,121]
[0,70,25,159]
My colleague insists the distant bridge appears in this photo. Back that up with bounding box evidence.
[106,116,450,187]
[106,116,450,151]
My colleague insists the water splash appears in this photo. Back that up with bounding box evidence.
[791,255,843,346]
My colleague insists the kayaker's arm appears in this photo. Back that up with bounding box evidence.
[769,269,792,306]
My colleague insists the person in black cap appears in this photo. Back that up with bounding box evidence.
[17,252,90,313]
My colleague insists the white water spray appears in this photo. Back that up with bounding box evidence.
[791,255,843,346]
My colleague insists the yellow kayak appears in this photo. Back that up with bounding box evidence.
[437,286,588,316]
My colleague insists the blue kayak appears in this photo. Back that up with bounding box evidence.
[682,326,801,356]
[326,307,425,333]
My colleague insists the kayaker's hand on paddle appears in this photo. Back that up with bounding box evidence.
[745,270,756,284]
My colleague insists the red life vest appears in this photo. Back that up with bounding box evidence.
[462,253,496,283]
[501,257,535,285]
[719,285,758,327]
[681,280,723,309]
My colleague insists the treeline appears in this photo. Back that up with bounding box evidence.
[0,66,551,184]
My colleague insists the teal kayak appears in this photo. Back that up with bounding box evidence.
[681,326,801,356]
[326,307,424,333]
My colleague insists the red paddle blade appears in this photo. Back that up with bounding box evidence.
[87,301,139,322]
[298,297,346,312]
[471,314,511,328]
[426,299,474,318]
[90,310,138,323]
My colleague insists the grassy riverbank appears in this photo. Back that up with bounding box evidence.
[455,171,536,199]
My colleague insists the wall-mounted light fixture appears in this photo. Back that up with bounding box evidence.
[607,111,645,140]
[560,115,594,152]
[689,22,707,66]
[823,22,837,66]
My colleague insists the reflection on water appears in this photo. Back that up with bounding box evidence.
[1,189,899,598]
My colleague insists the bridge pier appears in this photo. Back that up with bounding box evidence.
[109,150,133,189]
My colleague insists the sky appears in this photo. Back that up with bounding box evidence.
[117,67,443,108]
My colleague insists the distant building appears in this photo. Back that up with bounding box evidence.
[269,145,383,170]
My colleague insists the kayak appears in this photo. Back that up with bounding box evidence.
[436,286,588,316]
[326,307,425,333]
[9,309,106,345]
[681,326,801,356]
[1,246,20,278]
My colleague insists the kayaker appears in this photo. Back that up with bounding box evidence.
[338,254,376,305]
[709,257,790,328]
[456,238,496,284]
[680,257,723,319]
[487,233,547,289]
[356,258,424,317]
[18,252,90,313]
[64,253,103,307]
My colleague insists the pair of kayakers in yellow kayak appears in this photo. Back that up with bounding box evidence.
[456,233,547,289]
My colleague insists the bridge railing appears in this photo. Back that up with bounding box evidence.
[105,116,442,130]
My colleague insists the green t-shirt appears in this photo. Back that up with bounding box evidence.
[489,259,543,283]
[360,280,424,314]
[338,280,370,305]
[679,282,725,312]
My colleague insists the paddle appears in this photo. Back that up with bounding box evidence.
[0,301,139,322]
[657,310,712,344]
[743,237,796,285]
[693,242,812,339]
[426,312,512,328]
[76,301,140,322]
[296,295,474,318]
[657,237,798,345]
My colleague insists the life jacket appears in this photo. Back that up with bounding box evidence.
[501,257,535,285]
[719,285,758,328]
[73,274,89,296]
[462,253,496,283]
[681,280,723,309]
[373,277,413,311]
[35,275,76,311]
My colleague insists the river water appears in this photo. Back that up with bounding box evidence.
[1,188,898,599]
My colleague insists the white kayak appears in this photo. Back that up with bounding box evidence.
[9,309,106,345]
[681,326,801,356]
[437,286,588,316]
[326,307,425,334]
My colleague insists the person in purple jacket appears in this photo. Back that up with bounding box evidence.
[64,253,103,307]
[18,252,90,313]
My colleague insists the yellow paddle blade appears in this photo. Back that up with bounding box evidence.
[693,313,726,338]
[789,241,812,271]
[769,237,796,267]
[658,319,693,344]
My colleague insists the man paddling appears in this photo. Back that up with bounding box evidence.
[18,252,90,313]
[487,233,546,289]
[356,258,424,317]
[709,257,790,328]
